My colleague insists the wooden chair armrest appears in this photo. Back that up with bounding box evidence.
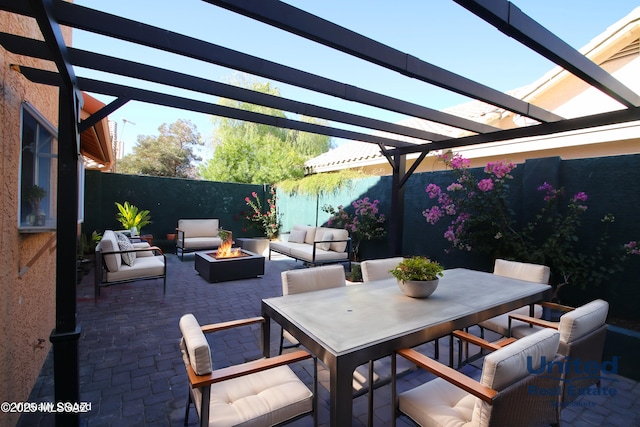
[452,330,504,352]
[188,349,312,388]
[509,313,559,329]
[397,348,497,403]
[200,316,265,334]
[539,301,575,312]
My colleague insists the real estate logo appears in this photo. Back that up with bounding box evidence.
[526,356,619,407]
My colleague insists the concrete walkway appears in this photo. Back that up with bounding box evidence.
[18,253,640,426]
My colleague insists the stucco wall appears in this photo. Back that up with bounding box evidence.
[0,11,71,427]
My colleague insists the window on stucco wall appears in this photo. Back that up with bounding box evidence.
[19,102,57,231]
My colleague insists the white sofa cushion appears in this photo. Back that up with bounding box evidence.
[292,224,316,245]
[105,255,165,283]
[328,228,349,252]
[317,232,332,250]
[97,230,122,272]
[290,246,349,262]
[288,228,306,243]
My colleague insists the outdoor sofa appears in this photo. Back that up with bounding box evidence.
[269,224,351,270]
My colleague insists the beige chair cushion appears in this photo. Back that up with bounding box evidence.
[207,365,312,427]
[328,228,349,253]
[178,219,219,238]
[181,236,223,250]
[479,259,550,335]
[289,246,349,262]
[281,264,346,295]
[399,377,476,427]
[179,314,212,375]
[493,259,550,284]
[558,299,609,344]
[361,257,405,282]
[97,230,122,272]
[511,299,609,345]
[473,329,559,425]
[478,304,543,337]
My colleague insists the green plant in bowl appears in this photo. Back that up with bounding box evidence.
[389,256,444,282]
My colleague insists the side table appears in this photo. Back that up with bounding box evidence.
[235,237,270,257]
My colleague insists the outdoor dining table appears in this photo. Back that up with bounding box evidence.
[261,267,552,426]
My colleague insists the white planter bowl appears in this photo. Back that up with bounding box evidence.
[397,279,439,298]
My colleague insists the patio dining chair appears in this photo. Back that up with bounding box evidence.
[179,313,317,427]
[392,328,562,427]
[361,256,445,359]
[279,264,380,427]
[508,298,609,407]
[360,256,405,282]
[456,259,550,365]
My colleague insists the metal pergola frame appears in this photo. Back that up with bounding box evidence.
[2,0,639,425]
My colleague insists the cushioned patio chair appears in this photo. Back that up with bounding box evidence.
[454,259,550,365]
[361,256,446,361]
[509,298,609,407]
[392,328,562,427]
[279,264,347,353]
[94,230,166,304]
[360,257,405,282]
[179,313,317,427]
[478,259,551,337]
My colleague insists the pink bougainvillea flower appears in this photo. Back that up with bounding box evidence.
[426,183,442,199]
[478,178,494,192]
[573,192,588,202]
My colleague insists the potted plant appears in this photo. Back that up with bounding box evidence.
[115,201,152,235]
[26,184,47,225]
[389,256,444,298]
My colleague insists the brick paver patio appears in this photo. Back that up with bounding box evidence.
[17,253,640,426]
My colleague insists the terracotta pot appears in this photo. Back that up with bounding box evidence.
[397,279,439,298]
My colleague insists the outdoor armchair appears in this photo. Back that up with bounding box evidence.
[94,230,166,304]
[508,299,609,407]
[392,328,562,427]
[179,313,317,427]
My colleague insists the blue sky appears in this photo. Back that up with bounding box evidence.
[73,0,640,156]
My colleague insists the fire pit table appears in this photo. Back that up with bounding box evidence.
[195,249,265,283]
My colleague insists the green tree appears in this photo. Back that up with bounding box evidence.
[118,119,203,178]
[198,79,333,184]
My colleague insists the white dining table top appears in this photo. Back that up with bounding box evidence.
[262,268,551,355]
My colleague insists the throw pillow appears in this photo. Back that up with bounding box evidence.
[116,232,136,266]
[288,228,307,243]
[317,232,333,251]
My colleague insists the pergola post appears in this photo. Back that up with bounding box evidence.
[390,153,406,256]
[49,83,81,427]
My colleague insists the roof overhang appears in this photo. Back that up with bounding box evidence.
[80,92,113,170]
